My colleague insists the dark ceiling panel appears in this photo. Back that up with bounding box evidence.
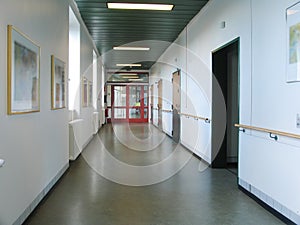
[74,0,209,70]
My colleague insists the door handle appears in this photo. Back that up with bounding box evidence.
[0,159,5,168]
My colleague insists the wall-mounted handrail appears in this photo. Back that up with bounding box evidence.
[235,124,300,140]
[178,112,211,123]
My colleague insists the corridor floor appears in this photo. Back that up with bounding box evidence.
[24,124,285,225]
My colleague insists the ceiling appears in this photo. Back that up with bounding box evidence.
[74,0,209,70]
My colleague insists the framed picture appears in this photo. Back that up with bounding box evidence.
[51,55,66,110]
[7,25,40,114]
[286,2,300,82]
[82,77,88,107]
[88,81,93,107]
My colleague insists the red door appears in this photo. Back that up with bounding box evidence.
[111,85,148,123]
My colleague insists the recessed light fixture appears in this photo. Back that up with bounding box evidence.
[128,79,144,81]
[122,76,140,79]
[116,64,142,67]
[107,2,174,11]
[117,73,138,76]
[113,46,150,51]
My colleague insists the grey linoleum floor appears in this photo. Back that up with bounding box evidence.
[24,124,285,225]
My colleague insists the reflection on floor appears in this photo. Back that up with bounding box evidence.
[24,124,284,225]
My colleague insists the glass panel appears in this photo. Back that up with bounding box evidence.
[113,86,126,107]
[137,86,141,106]
[129,86,138,106]
[144,109,148,119]
[114,108,126,119]
[144,90,148,106]
[107,108,111,118]
[129,107,141,119]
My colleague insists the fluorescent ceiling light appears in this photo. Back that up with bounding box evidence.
[129,79,144,81]
[113,46,150,51]
[122,76,140,79]
[117,73,138,76]
[107,2,174,11]
[116,64,142,67]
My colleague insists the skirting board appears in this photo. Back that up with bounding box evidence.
[239,178,299,224]
[82,135,94,151]
[162,129,172,138]
[13,163,69,225]
[180,140,211,164]
[69,133,94,161]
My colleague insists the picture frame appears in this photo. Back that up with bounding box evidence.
[82,77,88,107]
[51,55,66,110]
[88,81,93,107]
[286,2,300,82]
[7,25,40,114]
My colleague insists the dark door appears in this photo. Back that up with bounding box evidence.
[172,70,181,143]
[212,38,240,170]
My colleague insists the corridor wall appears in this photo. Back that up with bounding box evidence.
[0,0,69,224]
[150,0,300,223]
[75,22,102,152]
[0,0,102,224]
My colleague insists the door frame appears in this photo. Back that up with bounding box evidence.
[211,37,240,168]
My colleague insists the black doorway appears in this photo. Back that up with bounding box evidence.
[211,38,240,173]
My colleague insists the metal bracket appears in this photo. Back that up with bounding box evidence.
[269,133,278,141]
[205,118,211,124]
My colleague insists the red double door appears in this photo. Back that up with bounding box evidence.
[111,85,148,123]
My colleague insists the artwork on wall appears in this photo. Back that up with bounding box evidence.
[88,81,93,107]
[51,55,66,110]
[82,77,88,107]
[7,25,40,114]
[286,2,300,82]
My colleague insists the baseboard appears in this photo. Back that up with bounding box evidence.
[162,129,172,138]
[227,156,238,163]
[13,163,69,225]
[180,140,211,164]
[238,178,299,225]
[82,135,94,151]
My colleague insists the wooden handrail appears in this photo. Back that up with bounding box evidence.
[178,112,211,123]
[235,124,300,140]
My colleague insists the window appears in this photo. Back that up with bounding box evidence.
[68,7,80,118]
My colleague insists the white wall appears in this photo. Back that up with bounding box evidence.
[150,0,300,223]
[78,27,96,146]
[153,63,173,135]
[149,75,159,127]
[69,3,103,153]
[0,1,104,224]
[162,75,172,136]
[0,0,69,224]
[239,0,300,222]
